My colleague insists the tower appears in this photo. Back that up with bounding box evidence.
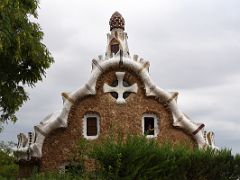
[106,11,129,58]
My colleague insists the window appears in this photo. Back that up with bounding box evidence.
[111,44,119,54]
[87,117,97,136]
[110,38,120,54]
[59,162,82,174]
[83,113,100,140]
[142,114,159,138]
[144,117,155,135]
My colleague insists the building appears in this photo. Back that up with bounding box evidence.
[14,11,217,177]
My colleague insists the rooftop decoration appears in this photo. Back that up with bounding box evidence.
[109,11,125,31]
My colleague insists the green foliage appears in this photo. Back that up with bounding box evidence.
[29,172,84,180]
[90,135,187,179]
[29,171,101,180]
[0,141,18,179]
[0,0,54,130]
[187,148,238,180]
[3,136,240,179]
[89,135,240,180]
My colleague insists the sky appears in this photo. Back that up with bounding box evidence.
[1,0,240,153]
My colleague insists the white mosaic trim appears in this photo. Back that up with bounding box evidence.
[103,72,138,104]
[14,55,217,160]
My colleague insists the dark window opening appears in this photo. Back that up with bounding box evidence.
[123,92,131,99]
[110,80,118,99]
[111,44,119,54]
[111,80,118,87]
[144,117,154,135]
[64,163,82,174]
[123,80,130,87]
[122,80,130,98]
[87,117,97,136]
[110,92,118,99]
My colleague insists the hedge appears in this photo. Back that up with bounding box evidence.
[89,135,240,180]
[1,136,240,179]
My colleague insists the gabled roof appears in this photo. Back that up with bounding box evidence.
[14,54,218,160]
[14,11,218,161]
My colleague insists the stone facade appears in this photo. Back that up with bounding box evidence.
[40,67,195,172]
[17,158,40,177]
[14,11,217,178]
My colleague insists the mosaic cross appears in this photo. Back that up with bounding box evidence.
[103,72,138,104]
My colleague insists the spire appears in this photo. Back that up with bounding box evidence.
[106,12,129,58]
[109,11,125,31]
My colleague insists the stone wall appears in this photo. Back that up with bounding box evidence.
[17,158,40,178]
[40,67,196,172]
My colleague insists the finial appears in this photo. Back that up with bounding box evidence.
[109,11,125,31]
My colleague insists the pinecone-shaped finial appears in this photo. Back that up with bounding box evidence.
[109,11,125,31]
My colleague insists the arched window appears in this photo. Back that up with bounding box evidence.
[142,113,159,138]
[82,113,100,140]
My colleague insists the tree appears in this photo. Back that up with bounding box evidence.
[0,0,54,131]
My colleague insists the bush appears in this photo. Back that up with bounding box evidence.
[89,135,240,180]
[0,141,18,179]
[29,172,83,180]
[9,136,240,179]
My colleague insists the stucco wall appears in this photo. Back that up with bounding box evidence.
[40,67,196,172]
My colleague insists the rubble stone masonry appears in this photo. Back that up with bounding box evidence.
[40,67,196,172]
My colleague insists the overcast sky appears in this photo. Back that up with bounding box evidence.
[1,0,240,153]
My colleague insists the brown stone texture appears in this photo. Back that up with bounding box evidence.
[18,158,40,178]
[40,66,196,172]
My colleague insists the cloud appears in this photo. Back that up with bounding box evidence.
[1,0,239,153]
[177,74,240,153]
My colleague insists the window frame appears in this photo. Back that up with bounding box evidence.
[82,113,100,140]
[142,113,159,138]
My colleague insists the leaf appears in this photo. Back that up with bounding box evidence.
[0,0,54,126]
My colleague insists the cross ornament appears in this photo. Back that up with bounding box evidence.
[103,72,138,104]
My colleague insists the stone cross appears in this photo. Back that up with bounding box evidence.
[103,72,138,104]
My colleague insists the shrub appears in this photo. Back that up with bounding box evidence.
[14,135,240,179]
[0,141,18,179]
[89,135,240,180]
